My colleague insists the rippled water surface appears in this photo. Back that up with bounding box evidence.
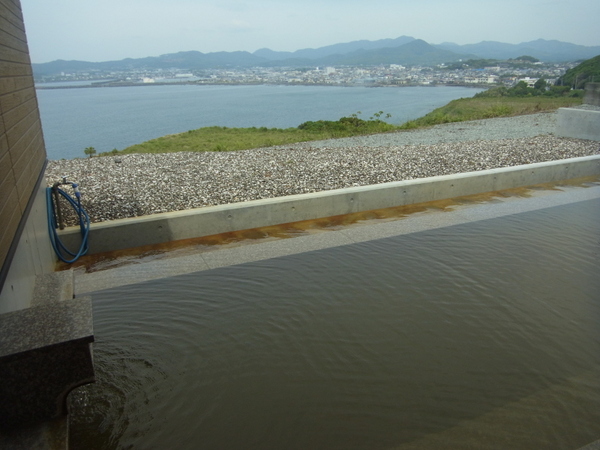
[70,198,600,449]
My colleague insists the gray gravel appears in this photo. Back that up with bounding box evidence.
[46,112,600,224]
[281,111,559,148]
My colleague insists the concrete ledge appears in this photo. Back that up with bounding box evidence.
[556,108,600,141]
[59,155,600,255]
[31,270,74,307]
[0,271,89,448]
[0,297,94,426]
[583,82,600,107]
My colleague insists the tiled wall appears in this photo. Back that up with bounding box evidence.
[0,0,48,291]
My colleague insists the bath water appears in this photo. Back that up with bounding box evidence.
[69,197,600,449]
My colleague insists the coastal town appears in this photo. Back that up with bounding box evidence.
[35,59,579,89]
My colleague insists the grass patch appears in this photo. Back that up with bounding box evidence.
[106,114,396,155]
[100,96,584,157]
[398,96,582,129]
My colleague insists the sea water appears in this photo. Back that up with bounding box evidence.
[35,85,482,160]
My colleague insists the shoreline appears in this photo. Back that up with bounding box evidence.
[35,81,484,90]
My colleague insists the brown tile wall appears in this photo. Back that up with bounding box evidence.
[0,0,47,277]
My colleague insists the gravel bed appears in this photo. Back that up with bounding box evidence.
[46,112,600,224]
[280,111,559,148]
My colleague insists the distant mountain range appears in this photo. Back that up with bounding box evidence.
[32,37,600,77]
[437,39,600,62]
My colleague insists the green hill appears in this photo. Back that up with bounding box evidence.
[556,55,600,89]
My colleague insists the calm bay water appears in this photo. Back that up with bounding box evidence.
[35,85,482,160]
[69,198,600,449]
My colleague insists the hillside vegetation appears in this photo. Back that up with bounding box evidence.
[397,96,581,130]
[398,80,583,129]
[556,54,600,89]
[109,113,396,155]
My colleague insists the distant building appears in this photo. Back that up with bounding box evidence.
[518,77,538,87]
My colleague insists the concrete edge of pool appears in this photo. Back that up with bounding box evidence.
[59,155,600,257]
[73,172,600,295]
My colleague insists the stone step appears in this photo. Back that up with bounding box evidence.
[32,270,74,306]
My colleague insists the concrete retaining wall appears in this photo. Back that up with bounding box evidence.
[583,82,600,107]
[58,155,600,255]
[557,83,600,141]
[557,108,600,141]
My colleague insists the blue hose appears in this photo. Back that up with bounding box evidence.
[46,184,90,263]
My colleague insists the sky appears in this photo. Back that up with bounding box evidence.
[21,0,600,64]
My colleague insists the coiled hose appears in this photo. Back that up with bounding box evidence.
[46,179,90,263]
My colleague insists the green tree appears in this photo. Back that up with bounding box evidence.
[513,55,539,63]
[534,77,547,91]
[510,81,532,97]
[84,146,96,158]
[545,85,571,97]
